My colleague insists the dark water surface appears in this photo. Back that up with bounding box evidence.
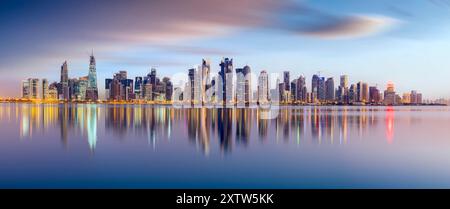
[1,103,450,188]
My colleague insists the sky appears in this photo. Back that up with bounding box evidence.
[1,0,450,99]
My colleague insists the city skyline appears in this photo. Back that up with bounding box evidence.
[18,54,429,106]
[2,0,450,99]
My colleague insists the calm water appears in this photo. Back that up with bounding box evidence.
[1,103,450,188]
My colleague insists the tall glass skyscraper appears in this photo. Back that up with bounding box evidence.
[219,58,233,105]
[60,61,69,100]
[86,52,98,100]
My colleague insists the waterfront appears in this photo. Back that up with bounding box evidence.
[1,103,450,188]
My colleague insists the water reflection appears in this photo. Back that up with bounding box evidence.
[3,103,432,154]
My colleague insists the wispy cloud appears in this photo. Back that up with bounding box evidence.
[293,15,399,39]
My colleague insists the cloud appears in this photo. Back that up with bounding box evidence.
[294,15,400,39]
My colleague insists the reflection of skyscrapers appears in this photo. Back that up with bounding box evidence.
[86,53,98,101]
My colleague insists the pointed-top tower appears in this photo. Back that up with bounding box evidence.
[86,50,98,100]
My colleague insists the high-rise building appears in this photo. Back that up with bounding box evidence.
[60,61,69,100]
[349,84,357,103]
[258,70,269,104]
[362,82,369,103]
[236,65,251,105]
[28,78,39,99]
[410,90,423,104]
[201,59,210,104]
[356,81,362,102]
[162,77,173,101]
[134,77,143,99]
[296,76,307,102]
[74,76,88,101]
[290,79,297,102]
[340,75,348,89]
[325,77,335,102]
[219,58,233,105]
[86,53,98,101]
[144,83,152,101]
[42,79,49,100]
[188,68,196,105]
[21,79,30,99]
[384,82,397,105]
[369,86,380,104]
[283,71,290,91]
[48,82,58,100]
[402,92,411,104]
[339,75,349,103]
[105,78,113,100]
[312,74,325,102]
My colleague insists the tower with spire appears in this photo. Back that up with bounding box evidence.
[85,50,98,101]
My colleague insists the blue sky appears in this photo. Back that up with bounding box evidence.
[1,0,450,99]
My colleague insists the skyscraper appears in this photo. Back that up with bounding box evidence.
[60,61,69,100]
[42,79,49,100]
[258,70,269,104]
[21,79,30,99]
[362,82,369,103]
[338,75,349,103]
[369,86,380,103]
[188,68,195,105]
[384,81,397,105]
[290,79,297,102]
[105,78,112,100]
[162,77,173,101]
[325,77,335,102]
[219,58,233,105]
[86,52,98,101]
[340,75,348,89]
[312,74,325,103]
[296,75,306,102]
[236,65,251,105]
[22,78,40,99]
[134,77,143,99]
[283,71,290,91]
[201,59,210,104]
[349,84,357,103]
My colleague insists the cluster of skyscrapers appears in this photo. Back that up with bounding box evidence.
[173,58,423,106]
[21,53,98,101]
[105,68,173,102]
[20,56,423,105]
